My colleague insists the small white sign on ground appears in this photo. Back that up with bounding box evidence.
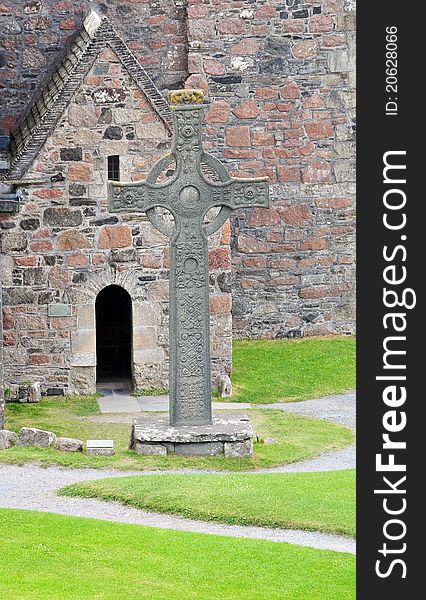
[86,439,115,456]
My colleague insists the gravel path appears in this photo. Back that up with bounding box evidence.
[91,392,356,472]
[0,464,355,554]
[0,392,356,554]
[260,392,356,472]
[262,392,356,430]
[264,444,355,473]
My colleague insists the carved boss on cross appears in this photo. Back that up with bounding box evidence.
[108,89,269,427]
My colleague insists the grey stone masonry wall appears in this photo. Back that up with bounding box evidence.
[0,46,232,395]
[1,0,356,367]
[0,0,188,134]
[0,278,4,428]
[185,0,356,338]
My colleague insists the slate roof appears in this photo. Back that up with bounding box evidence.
[3,9,173,181]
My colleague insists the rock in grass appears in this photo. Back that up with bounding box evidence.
[28,381,41,403]
[217,374,232,398]
[17,427,57,448]
[55,437,83,453]
[0,430,17,450]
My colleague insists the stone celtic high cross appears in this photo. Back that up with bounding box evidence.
[108,89,269,427]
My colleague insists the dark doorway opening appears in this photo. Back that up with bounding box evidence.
[95,285,132,383]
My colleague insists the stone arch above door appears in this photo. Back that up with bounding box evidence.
[67,267,164,394]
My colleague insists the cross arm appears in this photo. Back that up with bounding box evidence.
[107,180,170,214]
[220,177,269,211]
[203,176,269,236]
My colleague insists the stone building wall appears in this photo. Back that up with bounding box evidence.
[0,0,188,134]
[0,280,4,428]
[0,46,232,395]
[185,0,356,338]
[1,0,356,367]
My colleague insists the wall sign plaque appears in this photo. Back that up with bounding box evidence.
[48,303,72,317]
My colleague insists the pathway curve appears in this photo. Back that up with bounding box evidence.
[0,391,356,554]
[265,444,355,473]
[0,464,355,554]
[262,392,356,430]
[93,391,356,471]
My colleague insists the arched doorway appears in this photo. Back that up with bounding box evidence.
[95,285,132,383]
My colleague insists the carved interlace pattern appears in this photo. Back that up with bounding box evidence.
[110,183,168,211]
[231,182,269,207]
[175,109,202,174]
[177,378,206,421]
[175,240,206,289]
[179,331,204,377]
[178,291,204,329]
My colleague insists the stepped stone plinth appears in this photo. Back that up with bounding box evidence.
[130,413,253,458]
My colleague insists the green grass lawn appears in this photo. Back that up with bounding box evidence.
[0,509,355,600]
[61,470,355,537]
[2,396,354,471]
[232,336,355,403]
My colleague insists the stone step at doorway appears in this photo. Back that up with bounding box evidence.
[96,379,140,413]
[97,379,133,396]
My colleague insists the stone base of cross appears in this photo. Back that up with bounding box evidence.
[108,89,269,427]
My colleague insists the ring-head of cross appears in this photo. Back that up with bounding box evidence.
[108,89,269,239]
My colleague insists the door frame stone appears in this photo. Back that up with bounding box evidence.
[67,268,163,393]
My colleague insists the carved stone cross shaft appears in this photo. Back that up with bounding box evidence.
[108,90,269,426]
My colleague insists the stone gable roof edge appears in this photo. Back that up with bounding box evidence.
[2,9,172,182]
